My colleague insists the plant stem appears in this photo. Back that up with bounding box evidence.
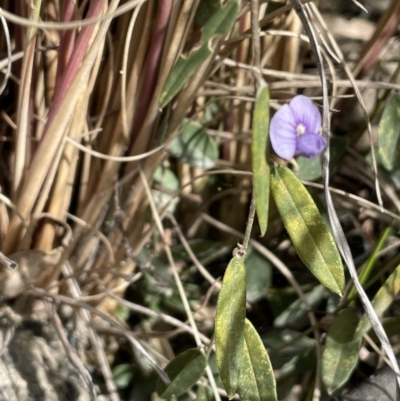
[241,193,256,255]
[239,0,263,257]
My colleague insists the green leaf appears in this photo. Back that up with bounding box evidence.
[378,94,400,171]
[348,225,391,302]
[270,165,345,296]
[195,0,222,26]
[322,308,361,394]
[196,385,214,401]
[114,304,130,322]
[152,166,180,213]
[112,364,134,389]
[160,0,240,107]
[252,84,270,236]
[160,44,210,108]
[261,329,314,369]
[295,137,348,181]
[169,120,218,169]
[245,247,272,303]
[215,256,246,398]
[323,265,400,393]
[355,263,400,338]
[201,0,239,43]
[153,167,180,192]
[238,319,277,401]
[273,285,326,329]
[295,156,321,182]
[279,348,316,379]
[156,348,207,399]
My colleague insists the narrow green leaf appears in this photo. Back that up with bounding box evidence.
[348,225,391,302]
[273,285,326,329]
[355,263,400,338]
[378,94,400,171]
[160,45,211,108]
[323,263,400,394]
[261,329,314,369]
[278,348,316,379]
[245,247,271,303]
[201,0,239,43]
[252,84,270,236]
[169,120,218,168]
[322,308,361,394]
[238,319,277,401]
[215,256,246,398]
[156,348,207,399]
[195,0,222,26]
[271,165,345,296]
[160,0,240,107]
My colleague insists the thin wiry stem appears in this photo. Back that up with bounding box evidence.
[139,170,222,401]
[241,193,256,254]
[240,0,264,256]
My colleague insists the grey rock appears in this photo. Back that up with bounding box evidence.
[337,361,400,401]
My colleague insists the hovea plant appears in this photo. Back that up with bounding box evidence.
[213,88,344,400]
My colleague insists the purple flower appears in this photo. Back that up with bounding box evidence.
[270,95,327,159]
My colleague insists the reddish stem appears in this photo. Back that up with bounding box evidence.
[130,0,173,145]
[55,0,77,87]
[333,4,400,126]
[357,12,400,78]
[45,0,107,131]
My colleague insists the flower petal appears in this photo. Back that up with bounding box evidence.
[270,104,297,159]
[296,133,327,158]
[289,95,321,135]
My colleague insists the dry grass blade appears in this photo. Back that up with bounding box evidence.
[4,0,122,253]
[13,0,42,197]
[307,3,383,209]
[0,12,11,95]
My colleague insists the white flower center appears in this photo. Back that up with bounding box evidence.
[296,123,306,135]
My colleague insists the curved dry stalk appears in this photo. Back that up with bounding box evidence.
[167,213,218,286]
[66,136,165,162]
[93,287,211,345]
[0,0,147,30]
